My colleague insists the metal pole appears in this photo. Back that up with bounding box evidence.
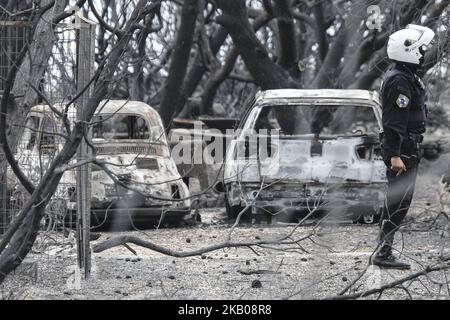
[75,13,96,279]
[0,161,6,235]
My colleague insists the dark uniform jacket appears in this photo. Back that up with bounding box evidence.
[380,63,427,163]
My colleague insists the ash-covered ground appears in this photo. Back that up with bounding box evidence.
[1,155,449,300]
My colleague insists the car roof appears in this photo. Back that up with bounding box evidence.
[29,100,165,130]
[256,89,380,105]
[30,100,159,117]
[95,100,160,118]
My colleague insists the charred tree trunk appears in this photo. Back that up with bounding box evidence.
[216,0,300,133]
[309,24,348,89]
[177,25,228,114]
[273,0,297,74]
[311,1,327,62]
[200,48,239,115]
[216,0,294,90]
[159,0,201,128]
[199,11,272,115]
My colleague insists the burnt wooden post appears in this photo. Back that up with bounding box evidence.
[74,13,96,279]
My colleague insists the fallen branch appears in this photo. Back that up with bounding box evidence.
[93,234,312,257]
[237,269,281,275]
[326,263,450,300]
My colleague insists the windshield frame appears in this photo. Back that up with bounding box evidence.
[92,112,152,142]
[241,99,382,137]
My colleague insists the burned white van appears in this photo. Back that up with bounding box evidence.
[9,100,191,228]
[222,89,387,224]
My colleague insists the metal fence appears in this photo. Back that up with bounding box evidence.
[0,20,77,235]
[0,150,8,234]
[0,13,95,254]
[0,13,95,280]
[0,20,29,93]
[0,19,29,234]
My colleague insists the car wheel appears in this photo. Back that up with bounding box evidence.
[225,195,247,220]
[226,204,247,220]
[251,212,272,225]
[191,209,202,224]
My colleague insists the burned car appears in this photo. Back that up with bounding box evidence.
[9,100,191,228]
[222,89,386,224]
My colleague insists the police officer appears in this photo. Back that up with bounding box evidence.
[372,24,435,269]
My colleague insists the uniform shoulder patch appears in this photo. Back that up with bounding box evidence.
[396,94,410,108]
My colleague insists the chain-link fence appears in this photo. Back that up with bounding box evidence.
[0,20,28,93]
[0,150,9,234]
[0,17,91,239]
[0,19,29,235]
[43,24,78,103]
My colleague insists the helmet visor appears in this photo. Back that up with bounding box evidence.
[406,24,435,46]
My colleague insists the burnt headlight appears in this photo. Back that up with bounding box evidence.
[356,145,370,160]
[372,145,383,160]
[356,144,383,161]
[304,188,311,197]
[171,184,181,199]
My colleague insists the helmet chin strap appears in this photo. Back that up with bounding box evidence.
[397,61,421,74]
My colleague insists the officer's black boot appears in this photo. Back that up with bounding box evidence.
[371,222,411,270]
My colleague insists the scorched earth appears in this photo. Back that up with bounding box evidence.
[1,155,449,300]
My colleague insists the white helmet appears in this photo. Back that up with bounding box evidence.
[387,24,435,65]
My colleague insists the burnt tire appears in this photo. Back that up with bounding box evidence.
[251,212,273,225]
[180,210,202,227]
[226,204,247,220]
[192,210,202,223]
[225,194,248,220]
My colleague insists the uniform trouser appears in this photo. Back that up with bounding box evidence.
[379,149,419,255]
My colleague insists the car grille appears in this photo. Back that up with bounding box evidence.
[95,145,157,155]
